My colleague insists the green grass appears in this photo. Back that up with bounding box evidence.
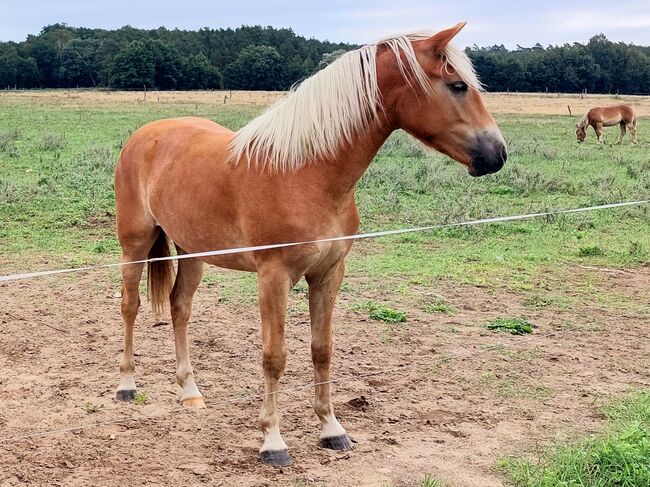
[578,245,605,257]
[522,293,571,310]
[424,300,455,314]
[354,300,407,323]
[501,391,650,486]
[421,474,444,487]
[133,391,149,405]
[0,93,648,299]
[485,317,534,335]
[84,402,103,414]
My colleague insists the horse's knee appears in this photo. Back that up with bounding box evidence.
[262,349,286,378]
[311,342,332,368]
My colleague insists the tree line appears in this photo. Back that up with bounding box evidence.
[467,36,650,95]
[0,24,352,91]
[1,24,649,94]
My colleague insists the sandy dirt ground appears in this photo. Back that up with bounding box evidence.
[1,263,648,486]
[2,89,650,117]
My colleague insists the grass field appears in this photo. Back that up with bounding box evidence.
[1,91,648,279]
[501,391,650,486]
[0,90,649,486]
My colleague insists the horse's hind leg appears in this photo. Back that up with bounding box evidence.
[306,262,352,451]
[170,251,205,408]
[116,228,159,401]
[616,123,626,144]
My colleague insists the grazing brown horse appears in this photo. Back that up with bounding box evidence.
[576,104,638,144]
[114,22,506,466]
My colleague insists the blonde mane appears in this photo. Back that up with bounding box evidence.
[229,31,482,172]
[578,111,590,128]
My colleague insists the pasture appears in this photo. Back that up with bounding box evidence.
[0,90,649,486]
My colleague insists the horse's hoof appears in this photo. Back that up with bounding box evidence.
[115,389,136,402]
[321,434,353,451]
[181,396,206,408]
[260,449,293,467]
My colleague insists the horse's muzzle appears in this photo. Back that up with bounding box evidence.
[468,131,507,177]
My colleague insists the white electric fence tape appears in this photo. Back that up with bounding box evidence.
[0,200,648,283]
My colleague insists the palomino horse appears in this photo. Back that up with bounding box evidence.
[114,22,507,466]
[576,104,638,144]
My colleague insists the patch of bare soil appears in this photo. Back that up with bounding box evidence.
[2,90,649,117]
[484,92,650,117]
[0,265,648,486]
[0,90,286,109]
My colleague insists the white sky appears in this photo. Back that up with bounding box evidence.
[1,0,650,47]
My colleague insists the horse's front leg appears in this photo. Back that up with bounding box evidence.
[257,263,293,466]
[306,262,352,451]
[594,122,604,144]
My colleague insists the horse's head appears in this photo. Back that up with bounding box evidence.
[576,124,586,143]
[379,23,506,177]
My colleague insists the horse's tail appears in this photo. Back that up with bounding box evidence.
[147,230,175,314]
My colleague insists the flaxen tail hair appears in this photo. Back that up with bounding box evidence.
[147,231,175,314]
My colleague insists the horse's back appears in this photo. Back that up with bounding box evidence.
[136,116,232,136]
[588,104,635,125]
[118,117,232,165]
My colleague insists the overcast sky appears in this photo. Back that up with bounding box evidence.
[2,0,650,47]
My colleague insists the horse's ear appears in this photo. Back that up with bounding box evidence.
[422,22,467,52]
[576,123,579,128]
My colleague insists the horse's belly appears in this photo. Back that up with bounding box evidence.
[199,252,258,272]
[602,118,621,127]
[158,216,258,272]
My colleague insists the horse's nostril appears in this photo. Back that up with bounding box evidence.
[469,133,507,176]
[500,146,508,163]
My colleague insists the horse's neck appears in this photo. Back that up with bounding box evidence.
[309,121,394,197]
[579,113,590,128]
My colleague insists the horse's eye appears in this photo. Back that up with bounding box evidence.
[448,81,468,93]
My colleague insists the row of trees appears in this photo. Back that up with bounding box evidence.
[1,24,650,94]
[0,24,352,91]
[467,35,650,94]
